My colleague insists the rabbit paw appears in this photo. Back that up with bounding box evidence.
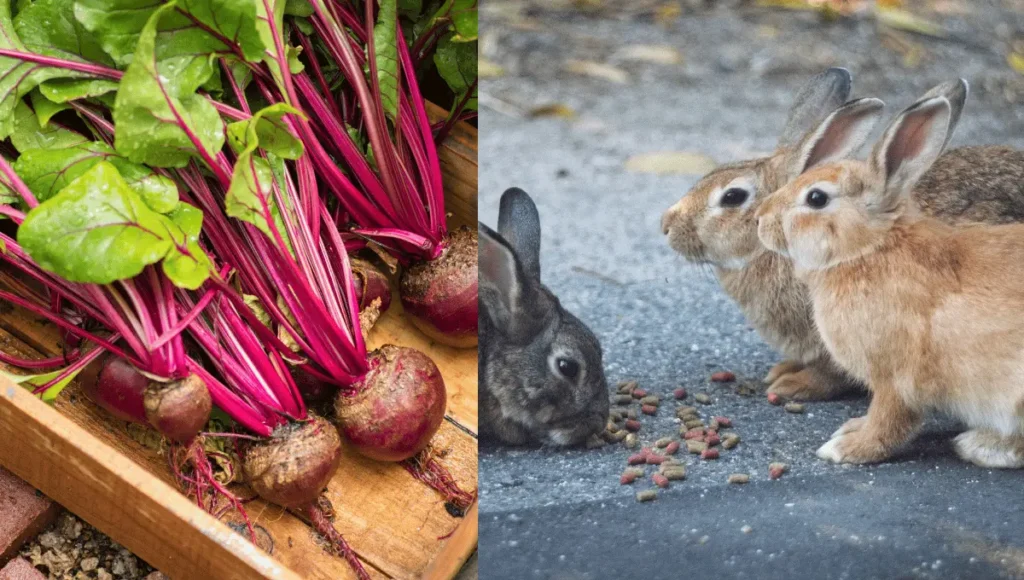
[767,369,835,401]
[817,419,891,464]
[954,430,1024,469]
[764,360,805,385]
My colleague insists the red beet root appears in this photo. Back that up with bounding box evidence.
[334,345,446,462]
[399,227,478,348]
[79,354,211,443]
[242,417,342,509]
[351,257,392,314]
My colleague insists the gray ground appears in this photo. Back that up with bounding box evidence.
[478,2,1024,579]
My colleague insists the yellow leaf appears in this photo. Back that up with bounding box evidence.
[564,60,629,84]
[1009,53,1024,75]
[624,152,717,175]
[614,45,683,65]
[875,6,946,38]
[528,104,577,119]
[479,58,505,79]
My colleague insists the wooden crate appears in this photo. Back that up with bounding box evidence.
[0,106,477,579]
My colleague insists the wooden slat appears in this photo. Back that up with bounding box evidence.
[0,372,300,580]
[426,103,478,231]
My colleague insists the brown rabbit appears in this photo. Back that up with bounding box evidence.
[756,83,1024,467]
[662,69,1024,401]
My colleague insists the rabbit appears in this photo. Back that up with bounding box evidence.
[756,81,1024,467]
[661,68,1024,402]
[478,187,610,446]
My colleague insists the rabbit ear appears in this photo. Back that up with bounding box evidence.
[792,97,885,176]
[869,96,952,210]
[778,67,853,147]
[479,222,530,331]
[498,188,541,280]
[917,79,968,150]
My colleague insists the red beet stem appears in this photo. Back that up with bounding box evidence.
[299,502,370,580]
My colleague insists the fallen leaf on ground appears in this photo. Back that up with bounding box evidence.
[875,6,946,38]
[479,58,506,78]
[614,44,683,65]
[565,59,629,84]
[528,103,577,118]
[624,152,717,175]
[1009,53,1024,75]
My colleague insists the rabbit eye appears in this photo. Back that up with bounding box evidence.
[720,187,749,207]
[805,188,830,209]
[556,358,580,381]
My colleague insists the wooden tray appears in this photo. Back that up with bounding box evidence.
[0,106,478,579]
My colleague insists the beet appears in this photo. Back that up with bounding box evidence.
[79,353,211,443]
[351,257,392,313]
[399,226,478,348]
[241,416,342,509]
[334,345,446,462]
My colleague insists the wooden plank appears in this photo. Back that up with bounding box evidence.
[427,103,478,231]
[0,373,299,580]
[422,503,479,580]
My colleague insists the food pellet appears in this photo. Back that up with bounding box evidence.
[609,410,623,422]
[620,472,638,485]
[625,419,642,432]
[722,434,741,449]
[701,448,720,460]
[708,419,720,430]
[713,416,733,428]
[683,428,705,440]
[784,402,805,414]
[695,393,712,405]
[655,437,672,448]
[662,467,687,481]
[705,433,721,447]
[640,395,660,406]
[684,419,706,430]
[710,371,736,383]
[769,462,789,480]
[603,429,628,443]
[617,380,638,393]
[664,441,680,455]
[741,525,753,534]
[767,392,782,406]
[626,409,638,420]
[632,388,648,399]
[606,421,620,433]
[627,453,646,465]
[624,433,639,449]
[641,405,658,416]
[647,454,665,465]
[686,440,708,454]
[636,490,657,502]
[673,387,687,400]
[652,474,669,489]
[727,473,750,484]
[614,394,633,405]
[676,406,698,418]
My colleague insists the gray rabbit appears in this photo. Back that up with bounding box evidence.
[479,188,609,446]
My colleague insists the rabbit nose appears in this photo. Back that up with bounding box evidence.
[661,208,675,235]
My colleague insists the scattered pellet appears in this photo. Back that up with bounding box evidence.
[695,393,712,405]
[686,440,708,454]
[627,453,646,465]
[769,463,789,480]
[609,410,623,422]
[673,387,687,400]
[606,421,620,434]
[640,395,660,406]
[682,428,705,440]
[614,394,633,405]
[662,467,686,481]
[727,473,750,484]
[684,419,706,430]
[708,419,720,430]
[705,433,721,447]
[620,471,639,485]
[713,416,733,428]
[626,409,638,420]
[676,406,698,418]
[664,441,681,456]
[655,437,672,448]
[722,434,741,450]
[701,448,720,460]
[767,392,782,406]
[741,525,753,534]
[636,490,657,502]
[617,380,638,393]
[603,429,628,443]
[632,388,648,399]
[652,474,669,489]
[624,433,639,449]
[625,419,642,432]
[641,405,658,416]
[784,402,805,414]
[710,371,736,382]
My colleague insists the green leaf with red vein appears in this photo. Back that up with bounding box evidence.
[17,160,210,288]
[372,0,398,119]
